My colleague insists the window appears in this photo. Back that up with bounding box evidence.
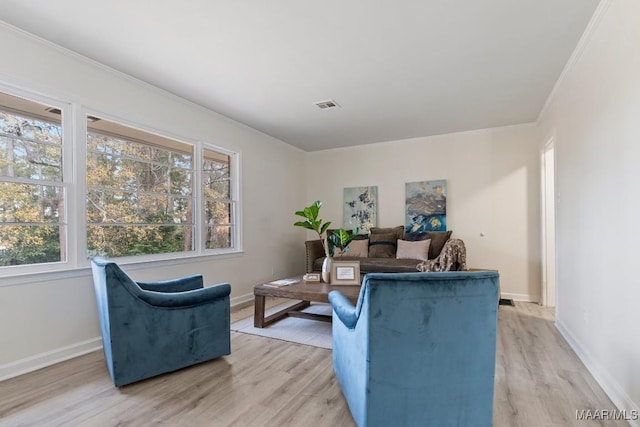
[203,148,236,250]
[0,91,66,266]
[0,86,240,275]
[86,117,195,258]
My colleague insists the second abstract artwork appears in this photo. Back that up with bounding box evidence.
[405,180,447,233]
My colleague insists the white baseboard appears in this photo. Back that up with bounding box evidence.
[556,319,640,427]
[1,294,255,383]
[501,292,539,303]
[231,292,254,308]
[0,337,103,382]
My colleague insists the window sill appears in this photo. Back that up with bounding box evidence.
[0,251,244,287]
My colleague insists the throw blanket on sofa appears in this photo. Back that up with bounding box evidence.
[416,238,467,272]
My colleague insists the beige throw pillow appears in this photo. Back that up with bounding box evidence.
[396,239,431,261]
[336,239,369,258]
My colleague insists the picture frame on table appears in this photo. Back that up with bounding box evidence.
[331,261,361,285]
[303,273,321,283]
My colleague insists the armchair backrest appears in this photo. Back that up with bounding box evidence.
[90,257,231,387]
[334,271,499,426]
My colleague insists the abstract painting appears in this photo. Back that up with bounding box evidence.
[343,186,377,233]
[405,180,446,233]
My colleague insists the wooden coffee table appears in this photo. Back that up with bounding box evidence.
[253,276,361,328]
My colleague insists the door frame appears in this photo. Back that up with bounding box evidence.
[540,137,557,307]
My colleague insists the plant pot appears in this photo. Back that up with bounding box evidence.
[322,257,333,283]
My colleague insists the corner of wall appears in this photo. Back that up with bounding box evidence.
[556,319,640,427]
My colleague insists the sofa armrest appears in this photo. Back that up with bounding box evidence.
[305,239,325,273]
[417,238,467,272]
[137,274,204,293]
[137,282,231,308]
[329,290,359,329]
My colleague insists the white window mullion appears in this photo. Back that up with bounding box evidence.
[64,103,83,268]
[194,144,203,255]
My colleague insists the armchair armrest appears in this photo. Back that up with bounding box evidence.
[329,290,359,329]
[137,274,204,293]
[305,239,325,273]
[137,282,231,308]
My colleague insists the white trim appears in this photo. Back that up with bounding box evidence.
[66,101,80,269]
[200,143,242,253]
[540,138,557,307]
[0,86,75,275]
[0,337,102,382]
[0,20,302,154]
[308,122,538,155]
[230,292,254,308]
[0,251,244,287]
[556,319,640,427]
[537,0,613,123]
[0,295,255,381]
[501,292,539,303]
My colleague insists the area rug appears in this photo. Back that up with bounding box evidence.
[231,302,333,349]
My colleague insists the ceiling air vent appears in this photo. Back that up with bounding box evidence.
[314,99,340,109]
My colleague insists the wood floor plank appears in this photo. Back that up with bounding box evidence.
[0,301,629,426]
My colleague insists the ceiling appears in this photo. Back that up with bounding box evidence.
[0,1,601,151]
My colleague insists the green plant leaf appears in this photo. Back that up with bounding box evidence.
[293,201,330,238]
[309,205,318,220]
[320,222,331,234]
[294,221,314,229]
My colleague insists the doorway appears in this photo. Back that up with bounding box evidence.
[541,140,556,307]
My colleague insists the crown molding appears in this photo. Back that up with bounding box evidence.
[536,0,613,123]
[0,21,300,153]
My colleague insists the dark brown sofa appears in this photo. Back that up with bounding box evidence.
[305,228,459,274]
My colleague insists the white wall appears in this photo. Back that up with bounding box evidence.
[0,24,307,378]
[306,124,541,301]
[538,0,640,420]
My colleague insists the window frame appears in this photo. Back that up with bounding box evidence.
[200,143,242,255]
[0,86,242,280]
[84,115,198,259]
[0,85,74,276]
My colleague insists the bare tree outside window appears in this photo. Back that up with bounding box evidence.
[86,118,195,258]
[0,93,65,266]
[203,148,234,250]
[0,89,240,271]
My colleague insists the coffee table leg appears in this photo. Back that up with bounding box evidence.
[261,301,310,328]
[254,295,266,328]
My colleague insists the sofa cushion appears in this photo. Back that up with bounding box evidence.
[396,239,430,261]
[370,225,404,241]
[335,239,369,258]
[404,230,452,259]
[368,232,398,258]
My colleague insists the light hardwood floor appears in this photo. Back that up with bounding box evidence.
[0,301,629,427]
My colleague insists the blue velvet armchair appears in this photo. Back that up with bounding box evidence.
[328,271,499,427]
[90,258,231,387]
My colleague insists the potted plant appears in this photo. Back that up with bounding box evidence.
[294,201,356,282]
[327,227,358,257]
